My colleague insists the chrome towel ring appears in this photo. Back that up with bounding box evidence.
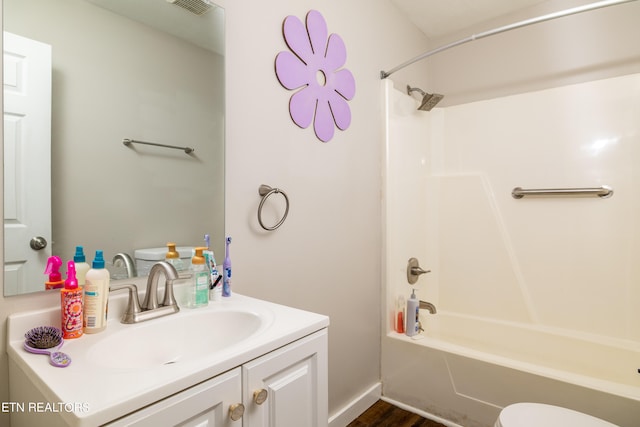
[258,185,290,231]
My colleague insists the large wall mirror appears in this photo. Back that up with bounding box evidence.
[3,0,225,296]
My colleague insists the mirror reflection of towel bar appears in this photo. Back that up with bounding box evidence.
[123,138,194,154]
[511,185,613,199]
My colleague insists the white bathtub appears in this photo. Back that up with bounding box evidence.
[382,311,640,427]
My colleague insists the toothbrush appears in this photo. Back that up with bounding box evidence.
[223,237,231,297]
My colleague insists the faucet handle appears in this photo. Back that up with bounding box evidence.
[110,283,142,324]
[162,275,179,308]
[407,257,431,284]
[411,266,431,275]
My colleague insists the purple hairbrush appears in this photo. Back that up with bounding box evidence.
[24,326,71,367]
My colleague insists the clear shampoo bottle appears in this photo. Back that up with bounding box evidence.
[189,247,209,308]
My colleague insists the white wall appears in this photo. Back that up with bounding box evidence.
[0,0,431,425]
[430,73,640,338]
[221,0,430,420]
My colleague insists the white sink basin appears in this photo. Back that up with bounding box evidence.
[86,309,265,370]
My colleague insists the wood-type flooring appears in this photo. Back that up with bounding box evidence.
[347,400,447,427]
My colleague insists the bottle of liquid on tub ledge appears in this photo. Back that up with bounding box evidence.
[395,295,405,334]
[405,289,420,337]
[84,250,110,334]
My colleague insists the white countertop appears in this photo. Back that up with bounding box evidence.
[7,291,329,427]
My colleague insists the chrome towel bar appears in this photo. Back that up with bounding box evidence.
[511,185,613,199]
[123,138,194,154]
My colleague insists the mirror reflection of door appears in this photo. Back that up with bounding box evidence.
[3,31,52,295]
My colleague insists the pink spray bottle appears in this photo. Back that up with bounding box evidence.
[61,260,83,339]
[44,256,64,290]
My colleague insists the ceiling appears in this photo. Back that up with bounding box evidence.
[87,0,563,56]
[390,0,551,39]
[86,0,224,54]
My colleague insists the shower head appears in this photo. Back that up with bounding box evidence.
[407,85,444,111]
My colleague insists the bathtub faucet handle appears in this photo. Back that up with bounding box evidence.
[411,266,431,275]
[407,257,431,284]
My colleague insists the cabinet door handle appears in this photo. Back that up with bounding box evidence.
[253,388,268,405]
[229,403,245,421]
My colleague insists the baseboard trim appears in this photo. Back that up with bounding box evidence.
[328,382,381,427]
[380,396,464,427]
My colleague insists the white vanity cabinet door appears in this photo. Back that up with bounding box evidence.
[105,367,243,427]
[242,329,328,427]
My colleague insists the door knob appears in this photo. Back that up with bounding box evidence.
[407,257,430,284]
[30,236,47,250]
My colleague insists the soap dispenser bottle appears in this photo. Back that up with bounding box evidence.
[165,242,185,271]
[189,247,209,308]
[405,289,420,337]
[61,260,83,339]
[84,250,110,334]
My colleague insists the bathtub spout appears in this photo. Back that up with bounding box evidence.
[419,300,437,314]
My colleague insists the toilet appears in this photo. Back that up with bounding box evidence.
[495,403,619,427]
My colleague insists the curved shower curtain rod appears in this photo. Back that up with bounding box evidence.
[380,0,637,79]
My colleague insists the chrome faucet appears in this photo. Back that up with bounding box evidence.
[109,261,180,324]
[415,301,437,333]
[143,261,179,310]
[419,300,437,314]
[112,252,137,278]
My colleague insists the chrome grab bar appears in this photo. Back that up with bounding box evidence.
[511,185,613,199]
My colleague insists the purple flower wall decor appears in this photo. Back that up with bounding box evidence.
[275,10,356,142]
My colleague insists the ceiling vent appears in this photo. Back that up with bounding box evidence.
[166,0,214,16]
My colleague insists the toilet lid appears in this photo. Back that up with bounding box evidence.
[497,403,619,427]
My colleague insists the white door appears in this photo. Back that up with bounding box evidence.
[3,31,52,295]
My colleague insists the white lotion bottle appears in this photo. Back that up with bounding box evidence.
[405,289,420,337]
[73,245,91,286]
[84,250,110,333]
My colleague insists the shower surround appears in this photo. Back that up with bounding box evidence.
[381,74,640,427]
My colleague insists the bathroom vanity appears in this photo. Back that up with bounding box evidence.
[7,291,329,427]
